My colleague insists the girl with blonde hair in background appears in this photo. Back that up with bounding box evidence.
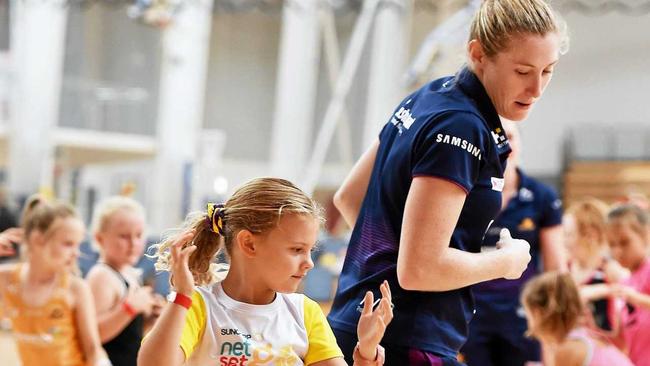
[606,204,650,366]
[0,195,110,366]
[86,196,161,366]
[563,199,617,333]
[139,177,393,366]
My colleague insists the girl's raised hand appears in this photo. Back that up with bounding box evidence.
[356,280,393,360]
[0,228,22,257]
[169,230,197,296]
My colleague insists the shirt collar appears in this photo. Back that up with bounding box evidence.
[516,169,535,202]
[456,66,511,155]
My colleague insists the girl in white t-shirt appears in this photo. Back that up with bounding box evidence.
[139,177,392,366]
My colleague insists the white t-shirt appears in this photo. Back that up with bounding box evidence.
[180,283,343,366]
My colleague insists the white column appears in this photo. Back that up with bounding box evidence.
[7,0,68,201]
[149,0,214,233]
[270,0,320,183]
[362,0,412,147]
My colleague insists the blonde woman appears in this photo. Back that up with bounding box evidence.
[328,0,569,363]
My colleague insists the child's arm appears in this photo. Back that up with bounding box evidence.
[612,284,650,310]
[70,277,111,366]
[579,283,612,302]
[354,281,392,363]
[87,267,155,343]
[604,260,631,283]
[309,281,393,366]
[138,230,197,366]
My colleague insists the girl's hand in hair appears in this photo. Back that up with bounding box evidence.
[169,230,197,296]
[356,280,393,361]
[0,228,22,257]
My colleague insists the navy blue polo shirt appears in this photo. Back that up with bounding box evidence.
[327,67,511,357]
[471,170,563,327]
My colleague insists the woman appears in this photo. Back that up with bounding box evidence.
[327,0,569,364]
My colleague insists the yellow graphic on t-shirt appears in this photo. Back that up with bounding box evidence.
[219,339,301,366]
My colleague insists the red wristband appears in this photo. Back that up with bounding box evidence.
[172,292,192,310]
[122,301,137,317]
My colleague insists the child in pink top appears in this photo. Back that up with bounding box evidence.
[521,272,633,366]
[566,328,633,366]
[606,204,650,366]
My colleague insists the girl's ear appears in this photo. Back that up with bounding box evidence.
[94,232,104,248]
[28,230,45,247]
[235,229,257,258]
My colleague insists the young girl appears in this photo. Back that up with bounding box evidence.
[139,177,393,366]
[564,199,616,332]
[521,272,633,366]
[606,204,650,366]
[0,195,110,366]
[86,196,160,366]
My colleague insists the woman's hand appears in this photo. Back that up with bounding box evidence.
[496,229,531,279]
[356,280,393,360]
[169,230,197,296]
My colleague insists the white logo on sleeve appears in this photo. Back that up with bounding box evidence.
[391,106,416,133]
[491,177,505,191]
[435,134,482,160]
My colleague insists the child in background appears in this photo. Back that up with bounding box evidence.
[563,199,615,332]
[0,195,110,366]
[86,196,160,366]
[139,177,392,366]
[606,204,650,366]
[521,272,632,366]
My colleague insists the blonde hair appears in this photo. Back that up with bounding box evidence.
[522,272,583,341]
[90,196,145,251]
[469,0,569,57]
[565,198,610,255]
[607,204,649,241]
[21,195,79,240]
[152,177,323,286]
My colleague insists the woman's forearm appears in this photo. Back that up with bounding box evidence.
[398,246,512,291]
